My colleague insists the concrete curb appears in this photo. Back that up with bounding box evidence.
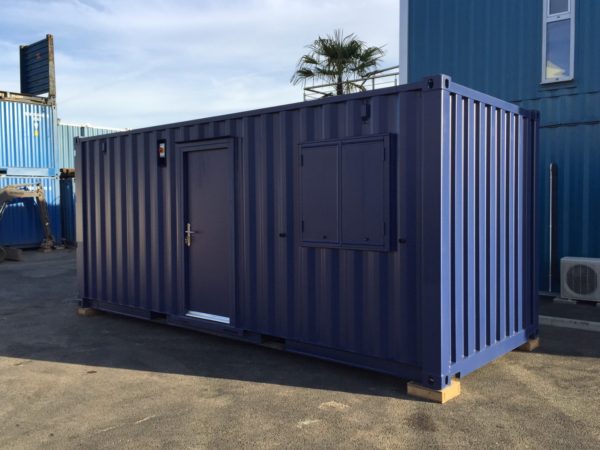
[540,315,600,333]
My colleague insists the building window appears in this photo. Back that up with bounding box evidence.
[542,0,575,83]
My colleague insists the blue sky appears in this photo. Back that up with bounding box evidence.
[0,0,399,129]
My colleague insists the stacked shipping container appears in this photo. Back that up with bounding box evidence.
[0,99,56,170]
[0,96,61,247]
[0,95,121,247]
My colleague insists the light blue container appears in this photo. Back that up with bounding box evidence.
[0,99,56,170]
[56,122,124,169]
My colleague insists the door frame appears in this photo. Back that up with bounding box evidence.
[175,138,237,325]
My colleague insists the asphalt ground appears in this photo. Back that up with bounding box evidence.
[0,250,599,449]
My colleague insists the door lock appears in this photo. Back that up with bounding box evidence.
[185,223,196,247]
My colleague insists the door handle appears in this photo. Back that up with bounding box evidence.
[185,223,196,247]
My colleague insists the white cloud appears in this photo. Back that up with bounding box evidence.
[0,0,399,128]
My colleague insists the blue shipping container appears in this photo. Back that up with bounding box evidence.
[56,122,124,170]
[0,99,56,170]
[76,76,539,395]
[59,176,76,246]
[0,176,61,247]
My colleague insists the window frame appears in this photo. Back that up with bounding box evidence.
[541,0,576,84]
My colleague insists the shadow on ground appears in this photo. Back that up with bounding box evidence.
[0,250,408,399]
[1,249,599,397]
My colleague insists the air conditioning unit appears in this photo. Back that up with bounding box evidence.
[561,257,600,302]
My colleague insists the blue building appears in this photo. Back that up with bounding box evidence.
[402,0,600,294]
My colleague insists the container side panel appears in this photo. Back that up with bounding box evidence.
[477,103,488,350]
[57,124,124,245]
[59,177,76,245]
[395,91,420,366]
[78,89,419,368]
[497,111,507,341]
[488,107,498,344]
[113,136,126,306]
[446,88,537,378]
[0,176,61,247]
[0,101,55,170]
[465,98,477,357]
[56,123,124,170]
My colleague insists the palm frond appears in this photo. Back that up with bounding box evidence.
[291,29,386,95]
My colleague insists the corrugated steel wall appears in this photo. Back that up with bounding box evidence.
[0,100,56,169]
[436,85,538,378]
[532,123,600,291]
[408,0,600,292]
[77,78,537,389]
[77,90,419,367]
[0,176,61,247]
[55,123,124,246]
[59,177,76,246]
[19,36,53,97]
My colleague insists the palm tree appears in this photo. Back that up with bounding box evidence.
[291,29,385,96]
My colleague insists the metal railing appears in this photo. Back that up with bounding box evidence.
[303,66,400,101]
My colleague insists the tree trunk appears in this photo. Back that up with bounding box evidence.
[336,74,343,95]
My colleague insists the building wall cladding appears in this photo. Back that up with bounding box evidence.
[0,176,61,247]
[0,100,56,170]
[77,77,538,389]
[407,0,600,292]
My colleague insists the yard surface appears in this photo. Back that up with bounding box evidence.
[1,250,599,449]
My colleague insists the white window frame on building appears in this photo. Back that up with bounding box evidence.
[541,0,576,84]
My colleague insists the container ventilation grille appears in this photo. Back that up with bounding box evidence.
[566,264,598,296]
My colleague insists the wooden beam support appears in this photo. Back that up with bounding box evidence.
[407,378,461,403]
